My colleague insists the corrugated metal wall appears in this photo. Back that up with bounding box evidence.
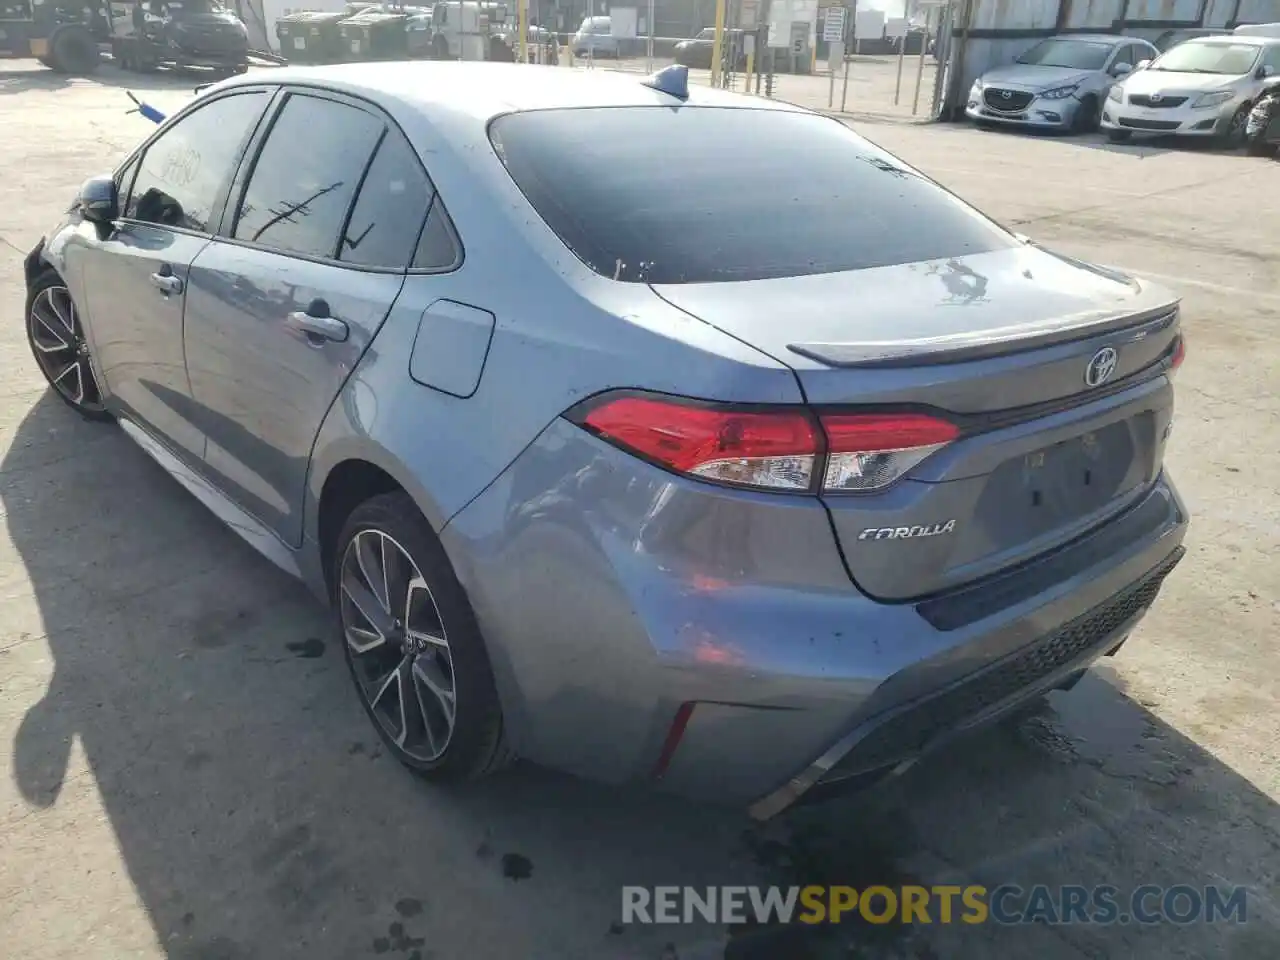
[942,0,1280,117]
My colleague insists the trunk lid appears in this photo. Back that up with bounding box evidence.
[651,246,1181,601]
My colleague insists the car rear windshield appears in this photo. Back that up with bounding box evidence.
[488,107,1017,284]
[1151,41,1261,74]
[1015,38,1112,70]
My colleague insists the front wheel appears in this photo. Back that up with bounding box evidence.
[1106,128,1132,143]
[334,492,508,780]
[1069,94,1099,135]
[25,271,111,421]
[1216,104,1251,149]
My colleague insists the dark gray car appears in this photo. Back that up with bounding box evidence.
[22,63,1189,816]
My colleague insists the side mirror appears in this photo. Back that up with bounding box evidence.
[78,176,118,224]
[1136,58,1151,70]
[1111,61,1133,77]
[1259,64,1276,79]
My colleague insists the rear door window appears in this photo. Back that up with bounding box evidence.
[340,128,435,269]
[489,106,1017,284]
[233,92,382,259]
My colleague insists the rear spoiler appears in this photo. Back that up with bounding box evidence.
[787,306,1179,369]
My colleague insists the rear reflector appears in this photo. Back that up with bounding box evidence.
[571,392,959,494]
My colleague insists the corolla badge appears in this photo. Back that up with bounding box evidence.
[1084,347,1119,387]
[858,521,957,542]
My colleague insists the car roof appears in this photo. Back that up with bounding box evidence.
[215,61,799,122]
[1183,33,1276,45]
[1048,33,1131,45]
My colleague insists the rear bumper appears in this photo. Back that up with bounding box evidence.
[752,542,1183,817]
[441,419,1189,814]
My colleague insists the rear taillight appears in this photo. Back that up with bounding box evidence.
[570,392,958,494]
[1170,334,1186,372]
[579,393,819,491]
[821,413,960,492]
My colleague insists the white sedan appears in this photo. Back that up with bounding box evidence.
[1103,34,1280,146]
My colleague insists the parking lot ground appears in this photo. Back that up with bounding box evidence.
[1,62,1278,960]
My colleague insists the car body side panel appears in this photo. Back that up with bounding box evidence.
[302,213,804,568]
[438,418,860,786]
[182,240,405,545]
[57,221,211,461]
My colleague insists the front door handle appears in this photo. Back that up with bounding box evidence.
[287,299,349,343]
[150,271,183,295]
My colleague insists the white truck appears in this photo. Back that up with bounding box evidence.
[426,0,507,59]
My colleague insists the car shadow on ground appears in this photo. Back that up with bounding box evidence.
[5,392,1279,960]
[966,119,1261,160]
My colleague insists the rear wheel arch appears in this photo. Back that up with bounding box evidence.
[317,458,405,597]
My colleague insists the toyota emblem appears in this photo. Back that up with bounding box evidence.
[1001,90,1012,99]
[1085,347,1119,387]
[1150,93,1163,102]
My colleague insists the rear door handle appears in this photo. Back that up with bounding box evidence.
[287,299,349,343]
[150,271,183,295]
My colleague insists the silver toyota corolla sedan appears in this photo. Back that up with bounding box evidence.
[23,62,1189,818]
[966,34,1159,133]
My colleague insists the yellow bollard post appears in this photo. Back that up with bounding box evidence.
[710,0,727,87]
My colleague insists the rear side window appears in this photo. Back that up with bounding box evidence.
[340,129,434,269]
[489,107,1017,284]
[233,93,381,259]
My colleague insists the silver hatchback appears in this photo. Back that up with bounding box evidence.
[968,34,1159,133]
[23,63,1188,816]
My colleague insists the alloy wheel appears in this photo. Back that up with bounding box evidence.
[28,285,106,414]
[339,529,457,762]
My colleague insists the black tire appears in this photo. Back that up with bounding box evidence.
[25,270,112,422]
[1217,104,1251,149]
[1246,140,1278,157]
[333,491,508,781]
[1070,94,1099,135]
[1107,128,1132,143]
[48,25,101,75]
